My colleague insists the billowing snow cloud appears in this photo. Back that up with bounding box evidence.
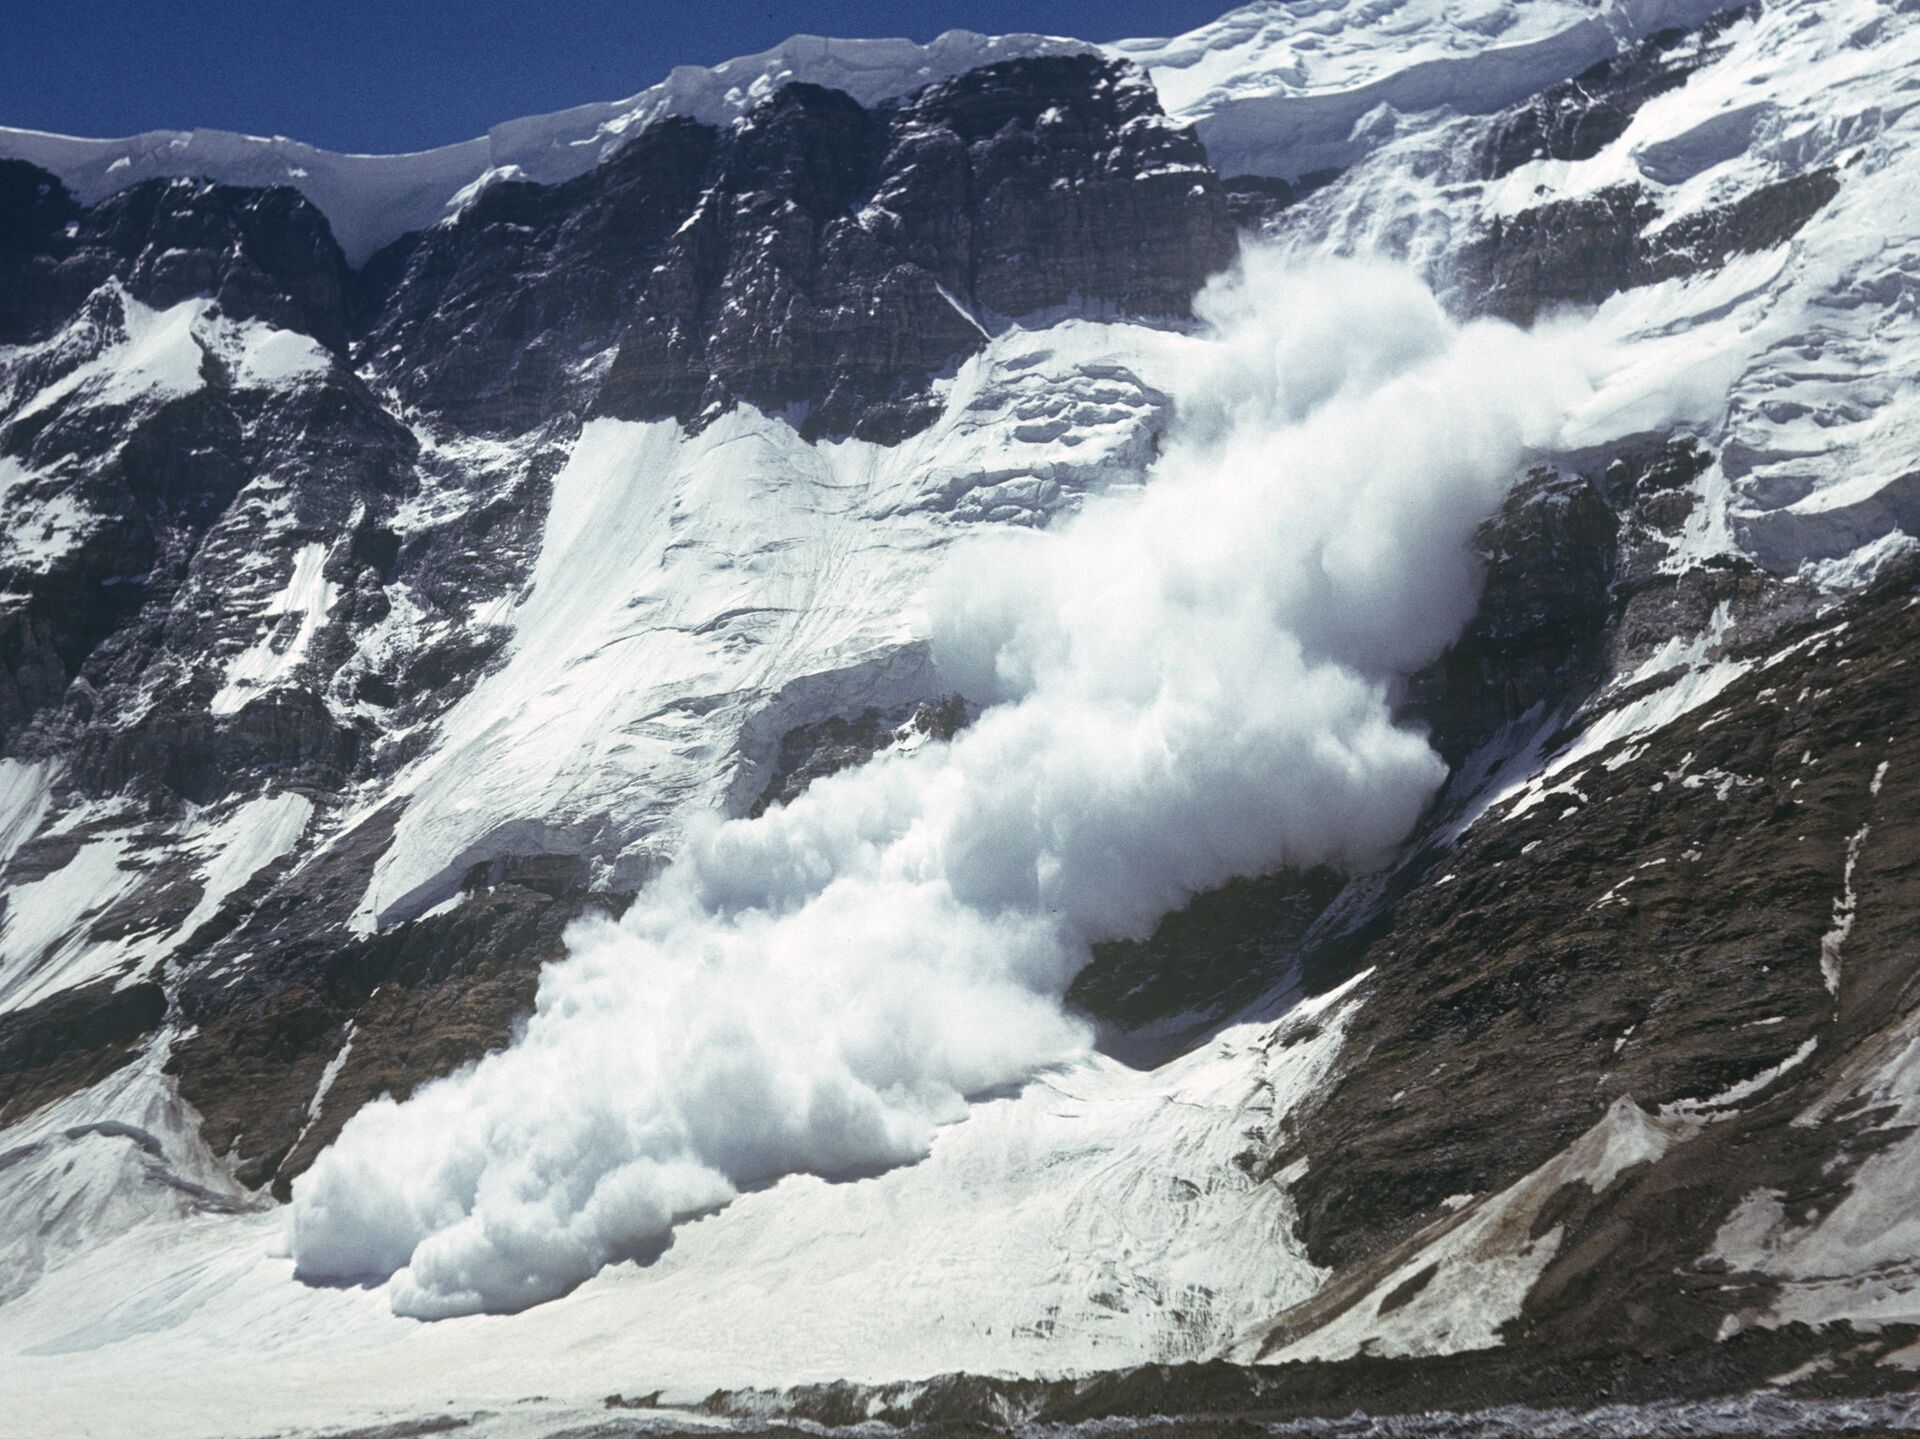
[290,252,1609,1318]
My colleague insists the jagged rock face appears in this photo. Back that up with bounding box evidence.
[0,260,414,785]
[1456,169,1840,324]
[0,284,417,789]
[1437,10,1844,323]
[1068,867,1347,1052]
[4,0,1920,1419]
[0,977,164,1128]
[348,118,718,437]
[0,161,350,350]
[363,55,1235,442]
[1402,440,1774,771]
[1476,7,1758,180]
[172,878,614,1194]
[1277,568,1920,1356]
[751,697,970,816]
[1403,464,1622,769]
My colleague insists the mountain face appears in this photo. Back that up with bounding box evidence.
[3,0,1919,1432]
[360,56,1234,442]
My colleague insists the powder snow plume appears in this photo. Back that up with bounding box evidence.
[290,252,1611,1318]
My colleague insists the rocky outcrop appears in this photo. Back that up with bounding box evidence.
[168,878,611,1194]
[0,161,350,350]
[1455,169,1841,324]
[1437,3,1843,326]
[1069,867,1346,1052]
[364,56,1235,441]
[3,396,415,794]
[751,697,969,817]
[0,977,165,1128]
[1403,464,1621,768]
[1477,7,1757,180]
[1281,565,1920,1353]
[699,1325,1920,1432]
[4,9,1918,1419]
[0,51,1245,1205]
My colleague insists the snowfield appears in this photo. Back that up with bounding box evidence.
[1277,0,1920,586]
[0,982,1361,1438]
[352,319,1179,931]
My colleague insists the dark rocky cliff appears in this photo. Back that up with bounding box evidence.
[361,55,1234,441]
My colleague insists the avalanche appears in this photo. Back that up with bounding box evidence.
[287,253,1623,1318]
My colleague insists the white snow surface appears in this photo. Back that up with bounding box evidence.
[169,793,316,942]
[0,792,312,1017]
[0,759,56,868]
[1712,1006,1920,1330]
[0,831,141,1013]
[8,287,209,426]
[210,541,341,716]
[299,254,1638,1320]
[0,1,1729,266]
[352,321,1184,929]
[0,983,1362,1438]
[1117,0,1729,180]
[0,1035,254,1310]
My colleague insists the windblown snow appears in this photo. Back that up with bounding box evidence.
[0,981,1361,1436]
[1275,0,1920,583]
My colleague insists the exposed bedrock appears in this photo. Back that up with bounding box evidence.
[0,51,1248,1202]
[361,55,1236,442]
[0,159,351,351]
[1456,168,1841,325]
[1477,5,1760,181]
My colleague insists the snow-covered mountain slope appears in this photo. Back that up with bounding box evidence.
[1116,0,1734,179]
[0,1,1730,266]
[0,29,1094,267]
[355,321,1180,931]
[0,979,1363,1437]
[4,0,1920,1433]
[1266,0,1920,582]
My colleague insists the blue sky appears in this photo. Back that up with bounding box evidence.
[7,2,1239,152]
